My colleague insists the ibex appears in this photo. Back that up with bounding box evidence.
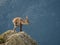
[12,16,29,32]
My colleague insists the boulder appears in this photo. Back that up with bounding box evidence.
[0,30,37,45]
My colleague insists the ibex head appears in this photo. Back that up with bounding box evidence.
[23,16,29,25]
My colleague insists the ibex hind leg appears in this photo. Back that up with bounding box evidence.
[13,26,17,32]
[20,23,22,32]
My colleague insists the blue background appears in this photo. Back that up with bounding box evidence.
[0,0,60,45]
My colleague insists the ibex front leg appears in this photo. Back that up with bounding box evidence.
[13,25,17,32]
[20,23,22,31]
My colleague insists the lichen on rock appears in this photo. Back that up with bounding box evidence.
[0,35,5,44]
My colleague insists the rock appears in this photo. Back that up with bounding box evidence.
[1,30,16,41]
[0,30,37,45]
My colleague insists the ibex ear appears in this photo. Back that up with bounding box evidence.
[26,16,28,19]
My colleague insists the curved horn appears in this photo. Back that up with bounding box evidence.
[26,16,28,19]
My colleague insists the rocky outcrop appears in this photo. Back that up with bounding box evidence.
[0,30,37,45]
